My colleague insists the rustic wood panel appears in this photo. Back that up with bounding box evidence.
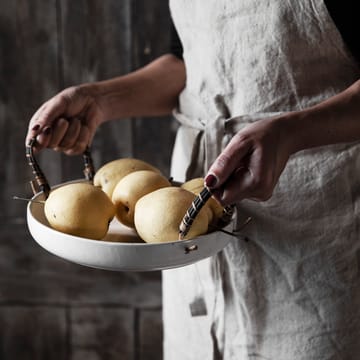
[0,0,175,220]
[139,309,164,360]
[0,306,68,360]
[71,307,134,360]
[60,0,132,85]
[0,1,172,359]
[0,0,61,219]
[0,224,161,308]
[131,0,177,175]
[59,0,134,177]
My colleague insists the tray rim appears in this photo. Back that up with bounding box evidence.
[26,181,235,271]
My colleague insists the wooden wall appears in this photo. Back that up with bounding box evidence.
[0,1,175,359]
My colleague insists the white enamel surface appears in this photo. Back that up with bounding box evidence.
[27,189,232,272]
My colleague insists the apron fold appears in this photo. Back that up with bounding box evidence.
[164,1,360,359]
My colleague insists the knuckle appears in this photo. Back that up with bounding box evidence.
[57,86,79,105]
[256,191,272,201]
[233,132,248,143]
[57,93,71,107]
[76,140,88,151]
[249,173,262,190]
[216,153,231,169]
[248,174,273,201]
[66,146,84,156]
[233,132,252,148]
[59,139,72,148]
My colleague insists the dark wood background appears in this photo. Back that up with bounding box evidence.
[0,1,176,359]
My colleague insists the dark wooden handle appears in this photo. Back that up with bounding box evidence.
[26,138,51,199]
[26,138,95,199]
[178,187,213,240]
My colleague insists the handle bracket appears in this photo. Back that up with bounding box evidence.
[26,138,95,199]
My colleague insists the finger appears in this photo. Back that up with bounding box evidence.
[26,95,69,145]
[56,117,82,150]
[205,134,252,189]
[35,126,53,149]
[219,150,274,205]
[26,103,49,147]
[64,125,90,156]
[77,110,99,148]
[87,119,98,146]
[48,118,70,148]
[215,167,254,205]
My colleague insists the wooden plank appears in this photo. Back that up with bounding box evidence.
[0,305,67,360]
[139,309,163,360]
[131,0,172,69]
[0,3,168,359]
[59,0,134,177]
[130,0,177,175]
[0,0,178,222]
[0,0,61,220]
[0,224,162,308]
[71,306,134,360]
[132,117,178,176]
[60,0,132,85]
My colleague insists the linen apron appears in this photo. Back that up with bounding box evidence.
[163,1,360,359]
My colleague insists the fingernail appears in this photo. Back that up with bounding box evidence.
[32,124,40,131]
[205,174,218,188]
[43,126,51,135]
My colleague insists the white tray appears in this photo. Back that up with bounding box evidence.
[27,189,234,271]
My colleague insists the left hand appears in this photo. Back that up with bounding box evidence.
[204,116,293,206]
[26,84,104,155]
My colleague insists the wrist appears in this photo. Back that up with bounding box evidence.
[274,110,319,155]
[83,79,130,123]
[278,80,360,154]
[269,112,304,156]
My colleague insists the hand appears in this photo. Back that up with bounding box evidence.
[26,84,105,155]
[204,116,292,206]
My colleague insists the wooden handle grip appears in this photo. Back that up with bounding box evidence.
[26,138,95,199]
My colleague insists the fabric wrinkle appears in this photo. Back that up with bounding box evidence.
[164,0,360,359]
[210,252,226,360]
[299,279,346,358]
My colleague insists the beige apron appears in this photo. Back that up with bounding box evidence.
[163,1,360,359]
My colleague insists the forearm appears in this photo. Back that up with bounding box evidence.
[286,79,360,154]
[91,54,186,122]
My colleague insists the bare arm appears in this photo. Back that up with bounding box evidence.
[26,54,186,154]
[96,54,186,120]
[286,79,360,153]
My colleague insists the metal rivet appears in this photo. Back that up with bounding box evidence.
[185,245,198,254]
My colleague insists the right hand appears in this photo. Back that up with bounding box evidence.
[26,84,105,155]
[205,115,293,206]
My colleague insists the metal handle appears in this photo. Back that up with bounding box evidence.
[26,138,95,199]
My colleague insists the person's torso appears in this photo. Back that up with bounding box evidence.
[167,3,360,358]
[169,0,359,122]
